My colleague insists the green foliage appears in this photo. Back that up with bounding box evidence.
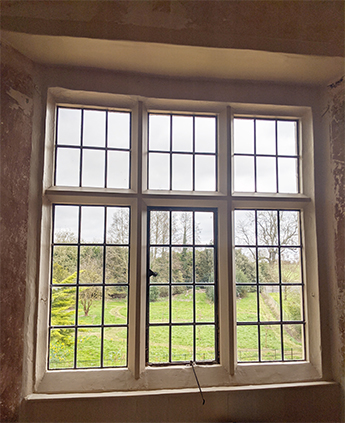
[150,286,159,302]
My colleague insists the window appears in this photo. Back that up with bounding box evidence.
[37,90,320,393]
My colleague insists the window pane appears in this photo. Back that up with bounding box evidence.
[195,116,216,153]
[281,248,302,283]
[172,247,193,283]
[150,247,169,283]
[279,211,300,245]
[77,328,101,368]
[237,325,258,362]
[195,212,214,245]
[234,156,254,192]
[149,114,170,151]
[108,112,130,149]
[258,248,279,283]
[149,286,170,323]
[51,287,76,326]
[106,207,130,244]
[83,110,106,147]
[80,207,104,243]
[234,119,254,154]
[195,247,214,283]
[234,210,255,245]
[49,329,75,369]
[150,211,170,244]
[282,286,303,321]
[54,205,79,243]
[195,155,216,191]
[56,148,80,186]
[107,151,129,189]
[57,108,81,146]
[103,327,127,367]
[172,115,193,152]
[196,286,215,322]
[172,211,193,244]
[283,324,304,360]
[171,326,193,362]
[256,156,276,192]
[148,153,170,189]
[236,287,257,322]
[257,210,278,245]
[52,246,78,284]
[172,154,192,190]
[149,326,169,363]
[278,158,298,193]
[196,325,215,361]
[82,149,105,188]
[172,286,193,323]
[260,325,282,361]
[104,287,128,324]
[105,247,129,284]
[259,285,280,322]
[79,246,104,285]
[277,121,297,156]
[256,120,275,155]
[235,248,256,284]
[78,286,102,325]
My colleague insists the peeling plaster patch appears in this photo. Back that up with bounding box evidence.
[7,87,33,116]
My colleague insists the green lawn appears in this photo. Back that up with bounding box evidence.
[49,289,303,369]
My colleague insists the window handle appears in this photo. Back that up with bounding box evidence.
[148,269,158,278]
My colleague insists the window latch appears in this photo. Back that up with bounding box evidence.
[148,269,158,278]
[190,361,205,405]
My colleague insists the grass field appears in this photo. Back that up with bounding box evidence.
[49,289,303,369]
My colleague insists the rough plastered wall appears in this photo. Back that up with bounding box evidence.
[0,43,36,422]
[327,77,345,419]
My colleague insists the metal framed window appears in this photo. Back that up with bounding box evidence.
[55,107,131,189]
[48,205,130,369]
[146,207,218,365]
[234,209,305,362]
[148,113,218,191]
[233,117,300,194]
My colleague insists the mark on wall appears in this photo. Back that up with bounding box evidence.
[6,87,33,116]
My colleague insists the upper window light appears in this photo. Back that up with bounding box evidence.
[148,113,217,191]
[233,118,299,194]
[55,107,131,189]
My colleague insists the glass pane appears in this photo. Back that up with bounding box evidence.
[80,207,104,243]
[150,211,170,244]
[149,114,170,151]
[282,286,303,321]
[51,287,76,326]
[172,247,193,283]
[172,115,193,152]
[149,153,170,189]
[195,247,214,283]
[83,110,106,147]
[259,285,280,322]
[172,211,193,245]
[277,121,297,156]
[283,324,304,360]
[149,286,169,323]
[79,246,104,284]
[171,326,193,362]
[107,151,129,189]
[257,211,278,245]
[105,246,129,284]
[196,325,215,361]
[172,154,192,190]
[195,155,216,191]
[237,325,258,362]
[256,156,276,192]
[281,248,302,283]
[236,287,257,322]
[52,245,78,284]
[149,326,169,363]
[56,148,80,186]
[256,120,276,155]
[108,112,130,149]
[78,286,102,325]
[103,327,127,367]
[234,156,254,192]
[234,118,254,154]
[235,248,256,284]
[196,286,214,322]
[57,108,81,146]
[278,158,298,193]
[234,210,255,245]
[279,211,300,245]
[195,116,216,153]
[172,286,193,323]
[82,149,105,188]
[195,212,214,245]
[54,205,79,243]
[150,247,169,283]
[258,248,279,283]
[49,329,75,369]
[106,207,129,244]
[77,327,101,368]
[104,287,128,324]
[260,325,282,361]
